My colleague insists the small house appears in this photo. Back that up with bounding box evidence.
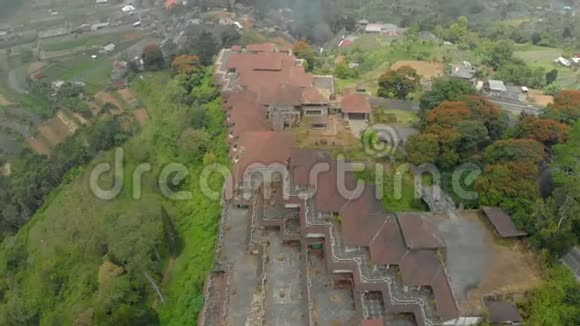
[51,80,65,91]
[122,5,136,13]
[485,300,523,325]
[103,43,116,53]
[340,94,371,121]
[485,80,507,97]
[451,61,476,83]
[555,56,572,67]
[91,22,110,32]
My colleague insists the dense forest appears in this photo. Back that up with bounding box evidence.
[247,0,580,50]
[405,81,580,259]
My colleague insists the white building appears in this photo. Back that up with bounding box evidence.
[555,56,572,67]
[121,5,136,13]
[103,43,116,53]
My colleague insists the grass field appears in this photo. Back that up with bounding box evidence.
[41,55,113,93]
[514,44,580,88]
[335,37,473,95]
[374,109,419,124]
[41,33,124,52]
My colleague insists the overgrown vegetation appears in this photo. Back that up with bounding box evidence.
[0,116,133,242]
[0,67,227,324]
[406,82,580,259]
[520,265,580,325]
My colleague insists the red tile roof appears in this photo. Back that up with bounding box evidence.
[400,250,460,321]
[164,0,177,9]
[228,98,269,139]
[397,213,445,249]
[233,131,296,184]
[432,271,460,321]
[340,187,386,246]
[369,217,409,265]
[289,149,334,187]
[400,250,443,286]
[339,39,354,48]
[246,43,277,53]
[486,300,523,324]
[341,94,371,114]
[360,319,383,326]
[258,84,304,106]
[227,53,284,71]
[314,161,361,213]
[301,86,329,104]
[481,207,528,238]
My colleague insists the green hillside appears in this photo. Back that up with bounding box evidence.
[0,71,228,324]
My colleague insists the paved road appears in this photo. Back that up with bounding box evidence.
[488,99,541,116]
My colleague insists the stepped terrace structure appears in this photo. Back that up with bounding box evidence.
[199,43,541,326]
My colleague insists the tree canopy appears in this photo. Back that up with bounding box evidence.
[377,66,420,99]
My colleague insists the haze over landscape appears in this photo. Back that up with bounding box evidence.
[0,0,579,325]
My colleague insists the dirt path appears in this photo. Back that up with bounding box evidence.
[0,94,12,106]
[162,257,176,286]
[7,65,27,94]
[152,257,176,310]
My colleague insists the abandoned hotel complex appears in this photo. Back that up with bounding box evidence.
[197,44,536,326]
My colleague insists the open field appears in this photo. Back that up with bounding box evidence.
[528,89,554,107]
[457,211,543,314]
[335,38,472,95]
[0,93,11,106]
[514,44,580,88]
[391,60,445,80]
[40,31,142,52]
[41,55,113,92]
[373,109,418,125]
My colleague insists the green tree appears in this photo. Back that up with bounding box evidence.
[456,120,489,153]
[544,89,580,124]
[480,39,514,69]
[484,139,545,165]
[293,40,316,71]
[142,43,165,71]
[405,134,440,165]
[334,62,359,79]
[546,69,559,85]
[522,266,580,325]
[377,66,420,99]
[418,78,476,119]
[178,128,210,160]
[544,82,562,96]
[195,31,218,66]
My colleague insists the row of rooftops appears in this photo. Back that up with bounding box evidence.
[215,43,526,325]
[216,43,371,184]
[286,148,459,323]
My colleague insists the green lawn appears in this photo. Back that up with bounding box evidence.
[42,55,113,93]
[41,33,124,52]
[514,44,580,88]
[374,109,419,124]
